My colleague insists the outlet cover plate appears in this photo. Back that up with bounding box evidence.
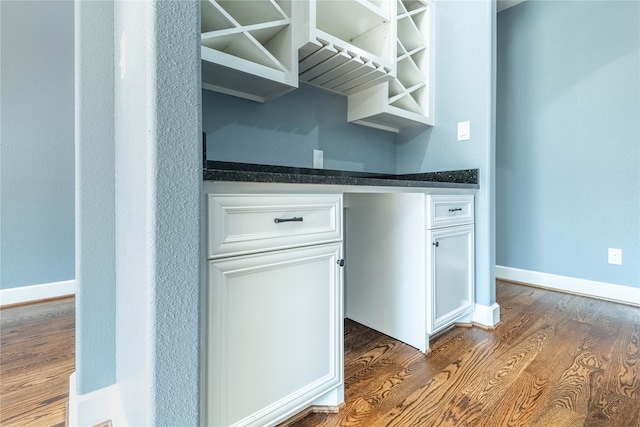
[313,149,323,169]
[608,248,622,265]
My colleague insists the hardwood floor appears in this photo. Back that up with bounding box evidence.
[290,281,640,426]
[1,282,638,426]
[0,297,74,427]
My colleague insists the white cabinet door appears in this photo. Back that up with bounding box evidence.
[427,224,474,334]
[206,242,343,427]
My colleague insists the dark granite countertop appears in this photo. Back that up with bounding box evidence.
[204,161,479,189]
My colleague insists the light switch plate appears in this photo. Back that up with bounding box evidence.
[457,121,470,141]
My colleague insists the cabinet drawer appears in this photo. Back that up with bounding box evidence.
[207,194,342,259]
[426,195,474,229]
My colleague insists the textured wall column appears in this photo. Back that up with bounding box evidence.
[114,1,201,425]
[151,1,202,424]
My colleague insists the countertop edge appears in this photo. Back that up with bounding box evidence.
[203,162,479,190]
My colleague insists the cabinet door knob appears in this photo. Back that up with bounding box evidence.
[337,259,345,267]
[433,241,439,247]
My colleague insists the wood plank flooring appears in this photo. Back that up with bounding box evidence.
[290,281,640,426]
[0,297,75,427]
[1,282,638,426]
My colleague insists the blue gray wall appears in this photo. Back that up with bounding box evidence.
[496,1,639,288]
[75,0,117,399]
[0,0,75,290]
[203,83,398,173]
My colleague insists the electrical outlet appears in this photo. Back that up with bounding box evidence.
[313,149,323,169]
[608,248,622,265]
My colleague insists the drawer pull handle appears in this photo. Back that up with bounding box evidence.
[449,208,463,213]
[274,216,303,224]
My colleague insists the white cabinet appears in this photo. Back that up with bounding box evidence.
[426,195,475,335]
[294,0,396,95]
[200,0,298,102]
[204,193,344,427]
[347,0,434,132]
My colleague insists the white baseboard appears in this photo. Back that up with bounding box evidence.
[473,302,501,327]
[496,266,640,306]
[68,372,127,427]
[0,280,75,306]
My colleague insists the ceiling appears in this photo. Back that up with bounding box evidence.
[497,0,526,13]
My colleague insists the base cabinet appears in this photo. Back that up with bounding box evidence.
[206,242,343,427]
[426,195,475,335]
[202,188,475,425]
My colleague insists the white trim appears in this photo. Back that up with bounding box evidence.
[496,266,640,306]
[68,372,127,427]
[472,302,501,327]
[0,280,75,307]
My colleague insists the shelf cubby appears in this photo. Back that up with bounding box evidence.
[200,0,298,102]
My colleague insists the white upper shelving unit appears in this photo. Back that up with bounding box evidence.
[201,0,298,102]
[347,0,434,132]
[200,0,434,132]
